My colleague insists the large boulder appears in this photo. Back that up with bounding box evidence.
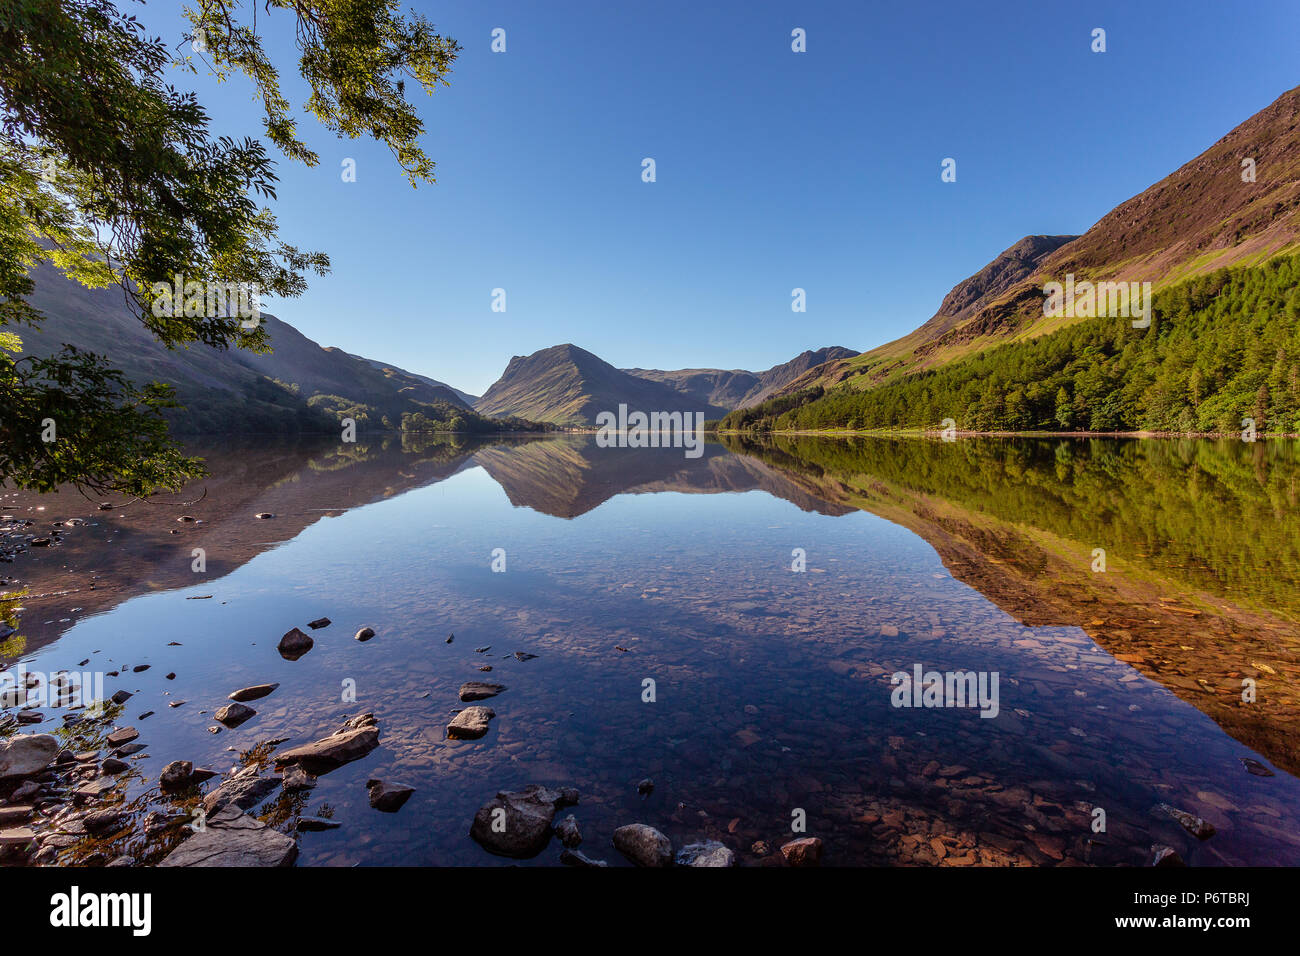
[159,805,297,867]
[273,714,379,774]
[613,824,673,867]
[470,785,578,858]
[0,734,59,778]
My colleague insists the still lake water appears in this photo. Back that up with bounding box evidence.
[3,435,1300,866]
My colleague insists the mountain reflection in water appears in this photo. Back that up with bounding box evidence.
[2,433,1298,866]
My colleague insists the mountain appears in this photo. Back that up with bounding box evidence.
[473,343,730,424]
[776,84,1300,400]
[345,352,478,407]
[625,346,858,409]
[12,262,475,432]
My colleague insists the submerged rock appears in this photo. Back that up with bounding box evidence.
[554,814,582,848]
[159,805,296,867]
[0,735,59,778]
[1151,845,1185,867]
[780,837,824,866]
[1240,757,1275,777]
[612,824,673,867]
[470,785,578,858]
[458,681,506,702]
[677,840,736,867]
[274,714,380,773]
[1157,803,1216,840]
[277,627,314,661]
[447,706,495,740]
[282,766,317,791]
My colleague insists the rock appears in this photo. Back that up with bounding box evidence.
[0,806,33,826]
[282,766,317,791]
[132,664,149,673]
[780,837,824,866]
[110,690,133,705]
[445,634,454,644]
[202,775,281,815]
[458,681,506,702]
[308,617,331,629]
[274,714,379,773]
[159,805,296,867]
[112,744,145,758]
[613,824,673,867]
[1157,803,1216,840]
[254,512,274,520]
[0,827,37,847]
[83,810,124,836]
[470,785,579,858]
[0,734,59,778]
[637,778,654,795]
[160,760,194,790]
[74,776,118,799]
[512,652,538,662]
[277,627,314,661]
[560,848,607,867]
[101,757,130,774]
[103,728,138,748]
[228,683,279,703]
[107,855,133,867]
[15,711,42,725]
[214,702,256,728]
[555,814,582,847]
[354,626,375,642]
[1151,845,1185,867]
[447,706,495,740]
[1240,757,1275,777]
[366,779,415,812]
[296,816,341,831]
[677,840,736,867]
[11,780,41,802]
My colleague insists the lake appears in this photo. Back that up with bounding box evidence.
[2,434,1299,866]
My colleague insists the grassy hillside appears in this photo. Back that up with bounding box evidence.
[723,255,1300,435]
[773,84,1300,403]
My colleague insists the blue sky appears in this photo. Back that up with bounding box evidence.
[148,0,1300,395]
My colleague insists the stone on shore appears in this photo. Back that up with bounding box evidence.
[612,824,673,867]
[159,805,296,867]
[282,766,317,791]
[0,735,59,778]
[273,714,380,773]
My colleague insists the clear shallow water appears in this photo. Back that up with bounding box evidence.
[4,435,1300,866]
